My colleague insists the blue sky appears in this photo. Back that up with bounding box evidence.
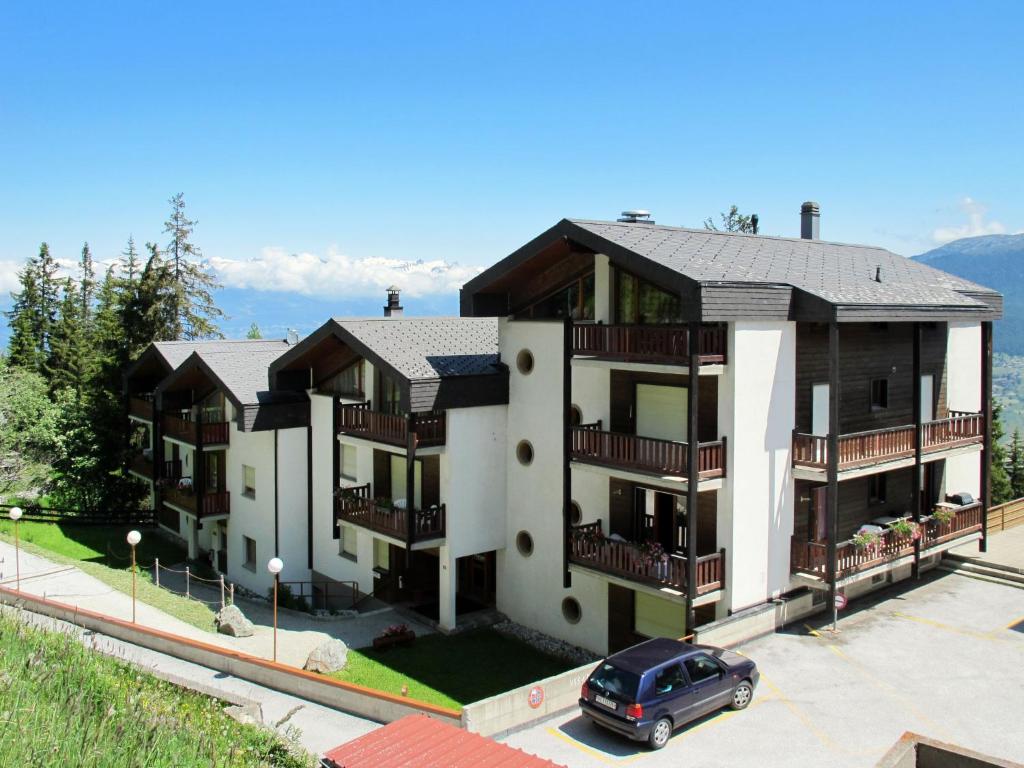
[1,1,1022,337]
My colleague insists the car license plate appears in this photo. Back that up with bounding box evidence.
[595,695,617,710]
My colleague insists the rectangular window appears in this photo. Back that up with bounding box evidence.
[373,538,390,572]
[869,474,887,505]
[321,360,364,397]
[379,374,401,416]
[870,378,889,411]
[243,536,256,571]
[340,444,358,481]
[339,524,358,561]
[615,269,682,324]
[526,273,595,321]
[242,465,256,498]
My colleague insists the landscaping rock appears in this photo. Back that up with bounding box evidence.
[215,604,254,638]
[303,639,348,673]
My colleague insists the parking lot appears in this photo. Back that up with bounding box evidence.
[502,570,1024,767]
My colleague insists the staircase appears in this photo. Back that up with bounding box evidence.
[938,553,1024,590]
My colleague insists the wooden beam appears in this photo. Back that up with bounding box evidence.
[981,321,993,553]
[912,321,922,578]
[826,322,840,617]
[563,318,573,589]
[686,321,700,633]
[406,413,418,545]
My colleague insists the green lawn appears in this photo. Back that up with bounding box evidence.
[0,520,217,632]
[0,611,313,767]
[331,628,576,709]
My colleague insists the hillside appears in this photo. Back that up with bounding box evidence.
[914,233,1024,355]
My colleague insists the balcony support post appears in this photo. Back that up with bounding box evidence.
[981,321,993,553]
[406,413,418,545]
[685,320,700,634]
[195,404,205,519]
[563,318,573,589]
[826,322,840,625]
[912,322,923,578]
[153,391,164,516]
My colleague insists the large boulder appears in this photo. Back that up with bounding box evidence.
[303,639,348,673]
[215,604,255,638]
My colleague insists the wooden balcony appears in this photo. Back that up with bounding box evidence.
[571,424,725,481]
[129,451,154,479]
[336,403,446,448]
[569,521,724,595]
[791,502,983,581]
[128,396,154,421]
[162,484,230,518]
[161,413,230,447]
[792,412,983,473]
[333,483,445,544]
[572,324,726,365]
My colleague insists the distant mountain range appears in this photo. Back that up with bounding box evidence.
[914,233,1024,355]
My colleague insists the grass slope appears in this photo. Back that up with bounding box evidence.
[332,628,576,709]
[0,521,216,631]
[0,611,312,767]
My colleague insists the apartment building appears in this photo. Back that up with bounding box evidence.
[125,339,310,594]
[460,206,1000,653]
[123,204,1000,656]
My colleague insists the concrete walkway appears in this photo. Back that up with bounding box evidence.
[951,524,1024,570]
[5,604,377,757]
[0,540,432,669]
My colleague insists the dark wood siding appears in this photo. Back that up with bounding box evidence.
[373,449,390,497]
[609,478,634,538]
[409,372,509,413]
[422,455,440,508]
[794,322,948,434]
[700,284,792,321]
[243,400,310,432]
[608,583,642,654]
[609,371,718,440]
[794,467,916,541]
[697,491,717,556]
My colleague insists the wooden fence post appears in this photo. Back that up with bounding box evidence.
[154,558,160,588]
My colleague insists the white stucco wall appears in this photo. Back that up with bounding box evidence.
[717,321,796,616]
[496,319,608,654]
[571,365,610,429]
[944,321,983,498]
[445,405,507,559]
[594,254,612,324]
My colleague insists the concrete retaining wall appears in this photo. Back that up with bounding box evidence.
[462,660,598,738]
[0,586,461,727]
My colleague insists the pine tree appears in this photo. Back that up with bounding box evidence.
[48,278,88,395]
[704,205,757,233]
[120,235,142,284]
[6,243,61,376]
[1009,430,1024,500]
[79,242,95,328]
[991,401,1013,505]
[162,193,224,340]
[246,322,262,339]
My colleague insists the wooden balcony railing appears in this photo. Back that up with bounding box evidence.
[128,396,154,421]
[129,452,154,478]
[572,324,727,365]
[162,485,230,518]
[568,521,724,595]
[793,412,983,472]
[161,413,230,446]
[791,502,983,581]
[334,483,446,543]
[571,424,725,480]
[336,403,446,448]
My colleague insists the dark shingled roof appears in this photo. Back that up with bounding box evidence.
[159,340,293,406]
[328,317,501,381]
[568,219,998,310]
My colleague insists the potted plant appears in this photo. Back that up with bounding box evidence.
[889,518,921,541]
[852,531,881,557]
[637,540,667,568]
[372,623,415,650]
[931,505,956,525]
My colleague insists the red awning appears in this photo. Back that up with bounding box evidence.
[321,714,566,768]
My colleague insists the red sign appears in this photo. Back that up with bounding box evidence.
[527,685,545,709]
[835,593,848,610]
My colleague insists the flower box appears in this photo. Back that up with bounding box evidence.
[372,630,416,651]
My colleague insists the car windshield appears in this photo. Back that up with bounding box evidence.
[588,663,640,699]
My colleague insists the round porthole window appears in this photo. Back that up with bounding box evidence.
[516,440,534,466]
[570,501,582,526]
[562,597,582,624]
[516,349,535,375]
[516,530,534,557]
[569,405,583,427]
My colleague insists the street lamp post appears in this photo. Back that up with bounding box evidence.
[8,507,23,591]
[267,557,283,662]
[126,530,142,623]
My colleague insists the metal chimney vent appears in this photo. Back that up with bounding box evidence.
[384,286,403,318]
[617,210,655,224]
[286,328,299,345]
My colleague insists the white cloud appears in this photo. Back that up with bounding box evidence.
[932,197,1008,244]
[208,246,483,298]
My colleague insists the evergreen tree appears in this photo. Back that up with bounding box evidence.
[0,355,58,496]
[162,193,224,340]
[48,278,88,395]
[704,205,757,233]
[1009,430,1024,500]
[6,243,61,375]
[120,235,142,284]
[79,242,95,328]
[991,401,1013,505]
[246,322,262,339]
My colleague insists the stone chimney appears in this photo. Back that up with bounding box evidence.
[800,201,820,240]
[384,286,403,318]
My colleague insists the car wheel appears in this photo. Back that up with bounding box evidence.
[731,680,753,710]
[648,717,672,750]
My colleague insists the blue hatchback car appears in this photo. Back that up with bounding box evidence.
[579,638,758,750]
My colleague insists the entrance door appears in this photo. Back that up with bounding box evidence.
[636,384,687,441]
[921,374,935,421]
[457,552,496,608]
[812,383,829,436]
